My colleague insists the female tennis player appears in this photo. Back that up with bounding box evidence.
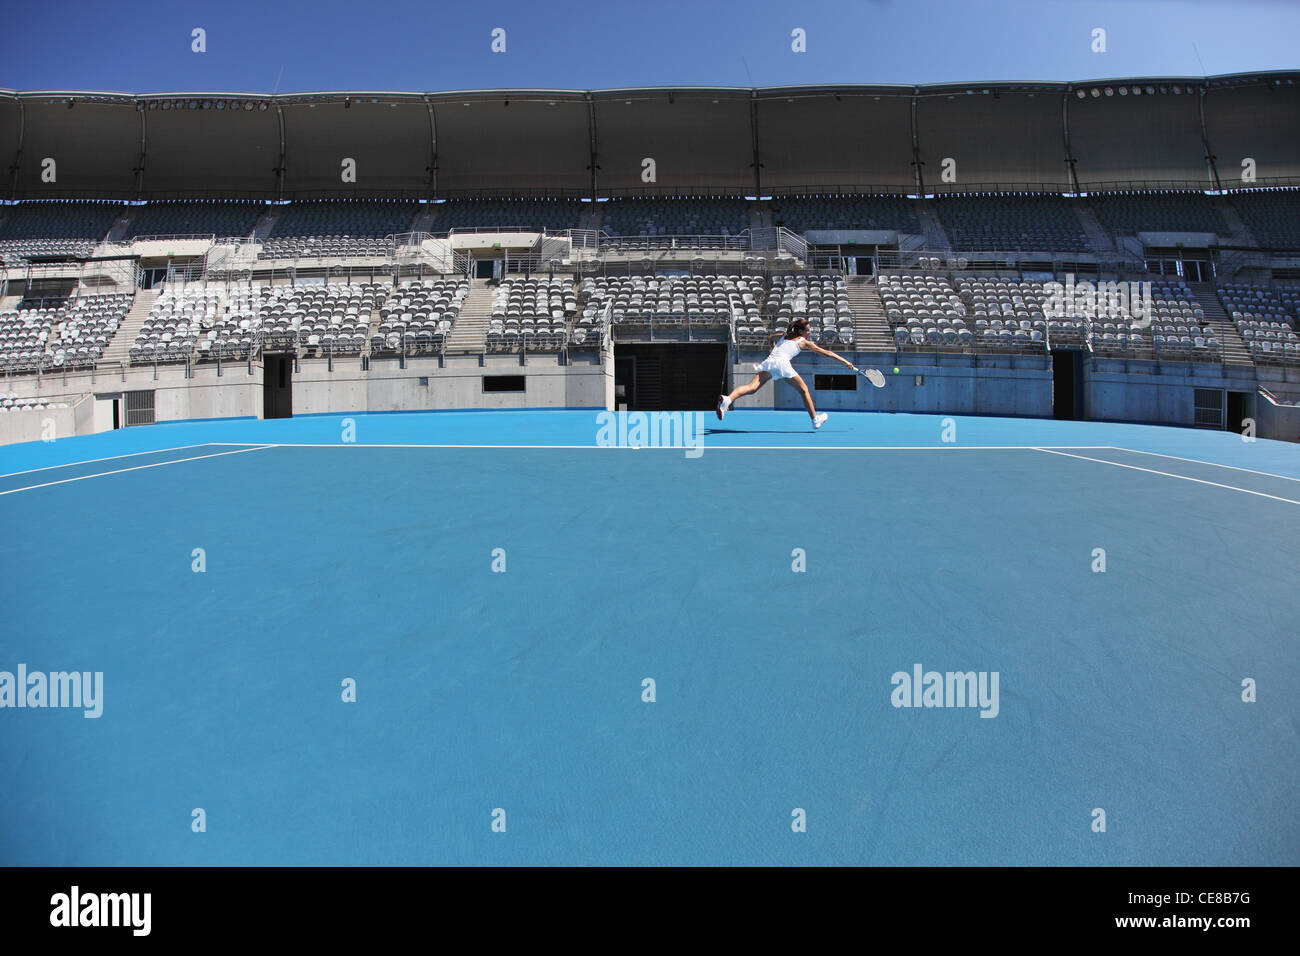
[717,318,880,428]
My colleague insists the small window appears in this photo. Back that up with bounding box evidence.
[814,374,857,391]
[483,375,526,393]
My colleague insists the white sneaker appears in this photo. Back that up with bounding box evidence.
[813,413,828,429]
[716,395,729,420]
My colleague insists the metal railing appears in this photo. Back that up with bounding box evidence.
[876,247,1146,277]
[111,233,220,245]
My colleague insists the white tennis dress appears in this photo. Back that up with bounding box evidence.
[755,335,805,379]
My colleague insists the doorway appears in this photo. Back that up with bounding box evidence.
[1052,350,1083,420]
[1226,390,1253,435]
[263,354,293,419]
[614,344,728,410]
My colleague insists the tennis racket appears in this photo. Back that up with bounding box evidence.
[852,366,887,388]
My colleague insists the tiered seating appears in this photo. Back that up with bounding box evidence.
[1218,282,1300,364]
[1277,286,1300,319]
[880,273,1179,354]
[1086,279,1210,359]
[601,198,749,242]
[0,201,121,263]
[433,199,582,232]
[1229,190,1300,248]
[768,195,920,234]
[260,202,418,259]
[124,201,261,240]
[933,195,1086,252]
[131,287,217,363]
[132,281,393,363]
[44,293,131,367]
[880,274,980,349]
[1089,193,1228,237]
[200,289,262,360]
[0,293,130,371]
[0,298,63,372]
[369,279,468,355]
[757,275,853,347]
[580,274,758,332]
[252,282,385,357]
[956,277,1052,350]
[0,394,72,413]
[487,278,574,351]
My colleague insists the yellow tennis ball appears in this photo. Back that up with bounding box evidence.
[892,367,900,374]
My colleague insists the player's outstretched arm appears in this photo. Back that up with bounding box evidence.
[802,340,856,369]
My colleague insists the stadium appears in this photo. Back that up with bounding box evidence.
[0,2,1297,886]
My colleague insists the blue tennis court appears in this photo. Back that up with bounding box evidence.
[1,410,1297,865]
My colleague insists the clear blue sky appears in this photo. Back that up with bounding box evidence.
[1,0,1297,93]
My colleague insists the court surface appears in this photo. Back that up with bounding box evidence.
[1,409,1297,865]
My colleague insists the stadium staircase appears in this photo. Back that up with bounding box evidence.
[251,208,281,241]
[100,288,161,365]
[845,276,896,352]
[577,205,603,231]
[913,202,951,251]
[1186,281,1254,369]
[1209,198,1269,282]
[407,207,438,233]
[445,279,494,353]
[104,210,134,243]
[750,202,771,232]
[1071,200,1116,256]
[1212,198,1259,248]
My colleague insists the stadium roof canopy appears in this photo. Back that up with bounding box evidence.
[1,72,1297,200]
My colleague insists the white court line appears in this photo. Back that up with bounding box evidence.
[0,445,277,497]
[203,442,1121,451]
[1107,446,1300,484]
[0,442,228,479]
[1033,448,1300,506]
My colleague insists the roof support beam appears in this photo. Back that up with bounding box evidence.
[1198,85,1222,192]
[1063,88,1080,194]
[134,101,147,199]
[910,89,923,193]
[274,104,286,200]
[8,99,23,200]
[423,94,438,198]
[586,93,599,201]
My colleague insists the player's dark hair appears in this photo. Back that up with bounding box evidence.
[785,318,811,339]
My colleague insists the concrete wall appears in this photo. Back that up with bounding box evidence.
[1083,359,1258,427]
[0,406,76,443]
[745,352,1054,417]
[3,347,1297,445]
[291,352,606,415]
[0,351,609,445]
[1255,392,1300,443]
